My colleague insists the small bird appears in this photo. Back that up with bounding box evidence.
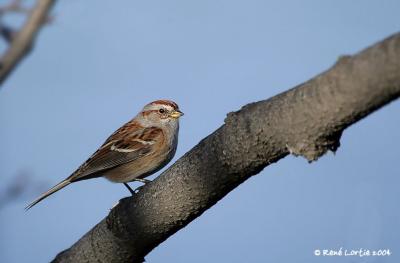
[26,100,183,209]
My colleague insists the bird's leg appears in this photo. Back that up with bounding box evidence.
[123,179,152,196]
[134,178,152,184]
[124,183,135,195]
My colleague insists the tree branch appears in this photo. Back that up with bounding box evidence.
[0,0,56,87]
[53,32,400,263]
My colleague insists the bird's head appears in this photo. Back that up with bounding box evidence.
[139,99,183,127]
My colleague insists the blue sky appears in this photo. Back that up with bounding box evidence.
[0,0,399,262]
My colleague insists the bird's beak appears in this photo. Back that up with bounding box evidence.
[170,110,184,119]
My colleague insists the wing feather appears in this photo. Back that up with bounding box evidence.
[69,123,163,181]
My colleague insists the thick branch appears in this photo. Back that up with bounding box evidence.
[53,32,400,263]
[0,0,55,86]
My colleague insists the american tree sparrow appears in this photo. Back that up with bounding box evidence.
[26,100,183,209]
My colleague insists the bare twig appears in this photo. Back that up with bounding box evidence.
[0,0,30,42]
[0,0,56,87]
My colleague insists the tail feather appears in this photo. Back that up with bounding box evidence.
[25,180,71,210]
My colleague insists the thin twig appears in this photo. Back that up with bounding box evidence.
[0,0,56,87]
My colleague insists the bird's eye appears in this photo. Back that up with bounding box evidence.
[159,108,165,113]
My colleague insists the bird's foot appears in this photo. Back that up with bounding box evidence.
[123,179,151,196]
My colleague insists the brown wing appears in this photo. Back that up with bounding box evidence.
[69,122,164,182]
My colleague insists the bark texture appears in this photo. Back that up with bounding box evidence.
[0,0,55,86]
[53,32,400,263]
